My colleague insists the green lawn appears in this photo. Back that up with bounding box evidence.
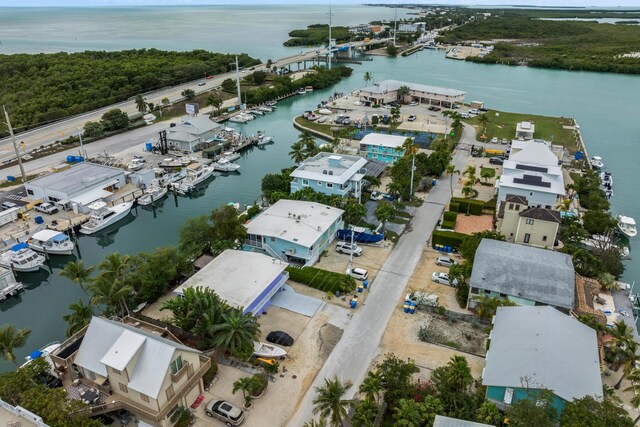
[464,109,578,152]
[480,167,496,178]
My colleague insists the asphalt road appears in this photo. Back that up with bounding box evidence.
[287,145,470,426]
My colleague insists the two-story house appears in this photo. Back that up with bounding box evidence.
[51,317,211,427]
[483,306,602,415]
[468,239,575,312]
[245,199,344,266]
[359,133,408,164]
[290,153,368,199]
[166,115,222,152]
[497,194,561,248]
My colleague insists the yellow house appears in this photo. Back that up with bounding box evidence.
[497,194,561,248]
[51,316,211,427]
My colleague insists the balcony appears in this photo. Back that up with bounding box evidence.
[170,360,192,383]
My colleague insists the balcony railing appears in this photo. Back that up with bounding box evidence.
[170,360,192,383]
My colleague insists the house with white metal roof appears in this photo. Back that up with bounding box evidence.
[290,152,368,199]
[173,250,288,316]
[166,115,222,152]
[483,306,602,414]
[515,121,535,140]
[50,316,211,427]
[245,199,344,266]
[433,415,491,427]
[359,79,465,107]
[359,133,409,164]
[24,162,125,212]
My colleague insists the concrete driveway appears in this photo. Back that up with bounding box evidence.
[271,285,325,317]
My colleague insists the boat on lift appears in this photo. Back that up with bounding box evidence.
[28,230,74,255]
[213,158,241,172]
[173,163,215,194]
[79,201,134,235]
[137,184,168,206]
[617,215,637,238]
[0,243,45,272]
[590,156,604,169]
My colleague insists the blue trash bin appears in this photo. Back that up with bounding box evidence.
[362,280,368,289]
[6,176,15,182]
[34,216,44,224]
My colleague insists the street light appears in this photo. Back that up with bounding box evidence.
[76,127,86,158]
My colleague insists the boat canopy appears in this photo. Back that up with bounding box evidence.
[28,349,43,360]
[32,229,67,242]
[10,242,28,252]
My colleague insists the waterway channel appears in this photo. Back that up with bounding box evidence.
[1,34,639,373]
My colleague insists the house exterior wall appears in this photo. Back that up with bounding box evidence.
[513,219,558,248]
[497,186,558,209]
[290,177,354,198]
[244,272,289,316]
[468,288,538,309]
[486,386,566,414]
[25,171,125,205]
[359,144,404,164]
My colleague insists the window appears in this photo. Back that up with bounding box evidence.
[111,367,122,375]
[470,287,479,294]
[524,233,531,243]
[499,293,507,298]
[49,197,60,202]
[542,235,548,242]
[515,204,520,211]
[119,383,128,393]
[27,189,34,196]
[326,183,333,189]
[508,203,514,210]
[140,393,149,402]
[270,237,275,242]
[529,192,533,196]
[302,179,309,186]
[170,356,184,375]
[317,181,322,186]
[526,218,534,225]
[484,289,491,294]
[166,384,175,400]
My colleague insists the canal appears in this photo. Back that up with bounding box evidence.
[2,48,638,372]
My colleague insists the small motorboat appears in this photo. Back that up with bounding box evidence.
[265,100,277,107]
[137,185,168,206]
[223,151,240,162]
[600,171,613,187]
[127,157,145,171]
[297,87,307,95]
[590,156,604,169]
[174,163,215,194]
[580,234,630,257]
[337,226,385,244]
[213,158,241,172]
[227,202,241,211]
[0,243,45,272]
[229,115,249,123]
[80,201,134,235]
[20,342,61,375]
[253,342,287,358]
[617,215,637,238]
[257,106,273,113]
[305,86,314,92]
[318,108,333,115]
[0,267,24,301]
[28,230,75,255]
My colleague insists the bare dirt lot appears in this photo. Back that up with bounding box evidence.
[454,213,493,235]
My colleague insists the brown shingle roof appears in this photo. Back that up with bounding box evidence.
[520,207,561,223]
[505,194,528,205]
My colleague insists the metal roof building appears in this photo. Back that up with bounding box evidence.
[433,415,491,427]
[359,79,465,107]
[166,115,222,152]
[483,306,602,403]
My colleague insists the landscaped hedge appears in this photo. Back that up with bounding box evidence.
[286,266,356,293]
[441,220,456,230]
[451,197,485,215]
[449,202,460,213]
[443,211,458,222]
[432,230,467,248]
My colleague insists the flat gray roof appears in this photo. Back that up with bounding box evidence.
[483,306,602,402]
[434,415,492,427]
[290,153,368,185]
[25,162,124,195]
[470,239,575,309]
[361,79,466,97]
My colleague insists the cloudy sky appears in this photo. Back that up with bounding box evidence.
[0,0,639,7]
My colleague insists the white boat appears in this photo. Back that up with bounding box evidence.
[227,202,241,211]
[318,108,333,115]
[265,100,277,107]
[28,230,74,255]
[305,86,314,92]
[297,88,307,95]
[0,267,24,301]
[80,201,134,235]
[213,158,241,172]
[257,106,273,113]
[247,109,264,116]
[174,163,214,194]
[20,342,61,375]
[241,113,255,121]
[0,243,45,272]
[127,159,144,171]
[253,342,287,358]
[257,136,274,146]
[137,185,168,206]
[618,215,638,238]
[223,151,240,162]
[229,115,249,123]
[590,156,604,169]
[600,171,613,188]
[580,234,630,257]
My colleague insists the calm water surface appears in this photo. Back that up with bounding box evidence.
[0,6,638,371]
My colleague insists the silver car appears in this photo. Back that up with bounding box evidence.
[435,256,455,268]
[205,399,246,426]
[431,272,451,286]
[336,241,363,257]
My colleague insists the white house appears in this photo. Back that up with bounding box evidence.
[166,115,222,152]
[515,121,535,140]
[173,250,288,316]
[290,153,368,199]
[359,133,408,164]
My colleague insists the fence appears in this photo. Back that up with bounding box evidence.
[0,399,50,427]
[419,304,491,326]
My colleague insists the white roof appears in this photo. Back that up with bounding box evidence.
[31,229,65,242]
[620,215,636,225]
[25,162,123,195]
[69,188,112,206]
[245,200,344,248]
[509,143,559,167]
[510,139,550,152]
[99,330,146,371]
[516,121,535,132]
[359,133,409,149]
[483,306,602,402]
[173,250,288,311]
[167,115,221,141]
[73,317,199,399]
[290,152,368,185]
[361,79,465,97]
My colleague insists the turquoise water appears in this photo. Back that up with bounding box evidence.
[0,6,638,371]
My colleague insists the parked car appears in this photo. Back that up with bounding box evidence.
[205,399,246,426]
[206,75,214,79]
[409,101,418,106]
[1,201,18,210]
[347,267,368,281]
[468,109,479,115]
[407,115,417,122]
[501,138,509,145]
[336,241,363,257]
[490,137,498,144]
[267,331,294,346]
[435,256,456,267]
[432,106,441,112]
[427,106,436,111]
[389,101,399,107]
[35,202,58,215]
[431,272,451,286]
[198,81,206,86]
[370,191,384,201]
[451,104,460,109]
[489,157,504,165]
[479,107,489,112]
[461,113,471,119]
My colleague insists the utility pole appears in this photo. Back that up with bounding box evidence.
[2,105,26,183]
[328,7,333,70]
[393,7,398,47]
[77,127,86,158]
[410,153,415,199]
[348,224,355,274]
[235,56,243,111]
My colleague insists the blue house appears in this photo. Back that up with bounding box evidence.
[483,306,602,415]
[244,200,344,266]
[290,153,368,199]
[359,133,408,164]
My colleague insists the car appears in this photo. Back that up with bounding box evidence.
[206,75,214,79]
[35,202,58,215]
[370,191,385,201]
[461,113,471,119]
[501,138,509,145]
[241,69,248,73]
[435,256,455,267]
[409,101,418,106]
[431,272,451,286]
[388,101,399,107]
[489,157,504,165]
[490,137,498,144]
[381,104,390,110]
[336,241,363,257]
[431,106,441,112]
[205,399,246,426]
[1,201,18,210]
[427,106,436,111]
[267,331,294,346]
[347,267,368,281]
[479,107,489,112]
[407,115,417,122]
[198,81,206,86]
[451,104,460,109]
[468,109,479,115]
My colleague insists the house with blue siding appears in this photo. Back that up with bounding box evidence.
[173,250,288,317]
[468,239,575,312]
[290,153,368,199]
[359,133,408,164]
[483,306,602,415]
[244,200,344,266]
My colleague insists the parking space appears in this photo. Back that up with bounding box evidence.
[270,284,324,317]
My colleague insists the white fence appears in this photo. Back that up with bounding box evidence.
[0,398,50,426]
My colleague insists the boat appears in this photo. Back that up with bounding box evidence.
[257,106,273,113]
[297,87,307,95]
[247,109,264,116]
[28,230,75,255]
[79,201,134,235]
[580,234,630,257]
[618,215,638,238]
[213,158,241,172]
[137,184,168,206]
[0,243,45,272]
[337,226,385,244]
[20,341,61,375]
[253,342,287,358]
[257,137,274,146]
[318,108,333,115]
[305,86,314,92]
[127,157,145,171]
[265,100,277,107]
[0,267,24,301]
[229,115,249,123]
[227,202,241,211]
[223,151,240,162]
[174,163,214,194]
[316,116,328,124]
[590,156,604,169]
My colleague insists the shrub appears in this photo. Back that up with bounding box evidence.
[286,266,356,293]
[449,202,460,212]
[432,230,467,248]
[251,374,269,396]
[441,220,456,230]
[443,211,457,222]
[203,359,218,386]
[451,197,484,215]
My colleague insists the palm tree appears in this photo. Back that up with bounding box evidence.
[445,163,460,198]
[209,308,260,358]
[624,369,640,424]
[135,94,147,113]
[60,260,95,295]
[352,398,378,427]
[399,138,419,199]
[477,113,489,134]
[299,130,318,158]
[375,200,397,231]
[463,165,477,184]
[303,418,328,427]
[397,85,410,104]
[359,370,383,403]
[98,252,131,282]
[289,142,306,164]
[363,175,381,189]
[63,299,94,337]
[169,406,193,427]
[611,321,634,357]
[614,340,639,389]
[88,275,133,317]
[363,71,373,87]
[312,376,353,427]
[445,355,474,393]
[206,94,223,114]
[233,375,262,406]
[0,324,31,365]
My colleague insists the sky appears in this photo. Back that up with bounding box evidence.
[0,0,639,7]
